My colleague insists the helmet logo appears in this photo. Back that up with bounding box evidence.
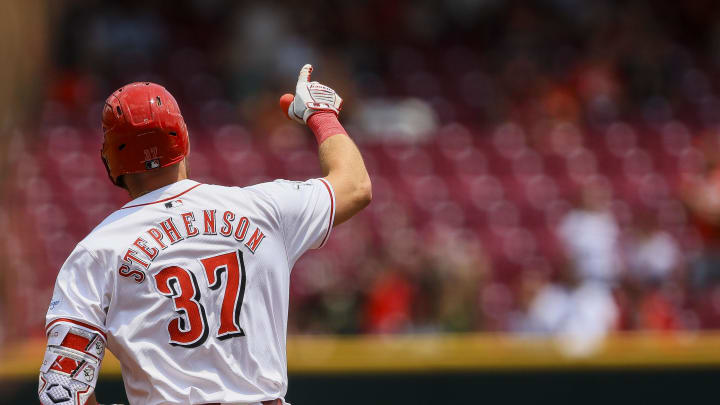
[144,147,160,170]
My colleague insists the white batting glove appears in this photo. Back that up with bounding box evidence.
[284,64,343,124]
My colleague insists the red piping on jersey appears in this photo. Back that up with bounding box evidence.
[121,183,203,209]
[46,318,107,341]
[318,178,334,247]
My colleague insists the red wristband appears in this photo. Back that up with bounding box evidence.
[307,112,347,144]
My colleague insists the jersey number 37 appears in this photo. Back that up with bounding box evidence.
[153,250,247,348]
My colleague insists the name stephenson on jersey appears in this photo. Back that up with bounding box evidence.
[116,192,268,285]
[45,178,335,405]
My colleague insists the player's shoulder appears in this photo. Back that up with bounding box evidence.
[193,180,289,202]
[76,208,136,253]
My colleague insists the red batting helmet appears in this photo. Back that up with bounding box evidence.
[101,82,189,186]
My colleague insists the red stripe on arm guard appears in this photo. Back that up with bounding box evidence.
[61,333,91,352]
[46,318,107,342]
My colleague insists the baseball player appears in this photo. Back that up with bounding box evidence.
[38,64,371,405]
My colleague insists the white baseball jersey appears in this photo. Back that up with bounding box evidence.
[45,178,335,405]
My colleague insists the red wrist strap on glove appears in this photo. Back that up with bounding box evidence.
[307,112,347,145]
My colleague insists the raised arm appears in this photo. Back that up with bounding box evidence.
[316,119,372,225]
[280,64,371,226]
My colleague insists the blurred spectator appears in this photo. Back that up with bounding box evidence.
[557,181,622,284]
[618,212,686,331]
[514,268,618,356]
[624,213,681,284]
[636,285,682,331]
[681,133,720,288]
[364,267,414,334]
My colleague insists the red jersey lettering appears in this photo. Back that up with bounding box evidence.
[124,249,150,268]
[220,211,235,237]
[160,218,184,244]
[203,209,217,235]
[181,212,199,237]
[245,228,266,253]
[234,217,249,242]
[133,237,159,260]
[147,227,168,249]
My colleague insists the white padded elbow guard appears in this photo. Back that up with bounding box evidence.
[39,322,106,405]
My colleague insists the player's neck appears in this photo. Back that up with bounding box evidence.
[125,160,189,199]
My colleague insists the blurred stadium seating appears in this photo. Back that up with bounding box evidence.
[5,1,720,344]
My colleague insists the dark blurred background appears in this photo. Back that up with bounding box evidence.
[3,1,720,401]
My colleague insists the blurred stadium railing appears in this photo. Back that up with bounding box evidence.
[3,332,720,402]
[5,332,720,378]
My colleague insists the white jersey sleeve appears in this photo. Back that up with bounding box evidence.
[46,243,111,333]
[250,178,335,264]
